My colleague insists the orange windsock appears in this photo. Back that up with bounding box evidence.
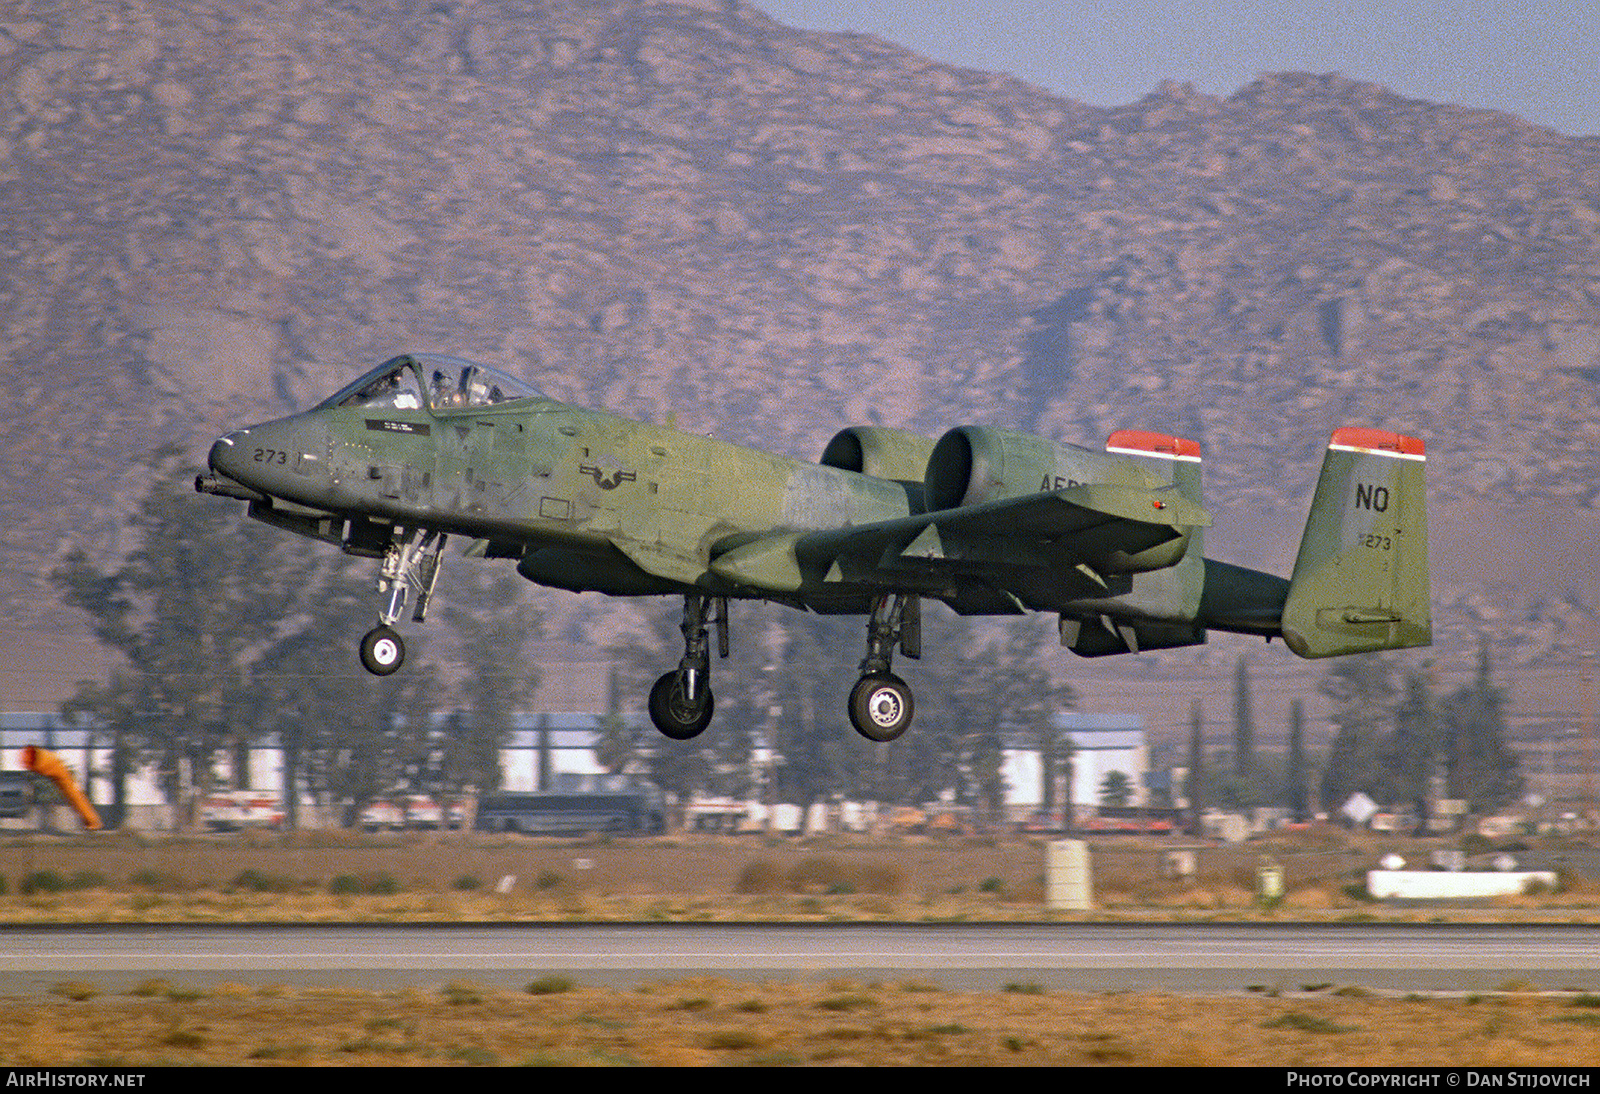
[22,746,101,830]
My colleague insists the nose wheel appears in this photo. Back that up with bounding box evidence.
[357,528,446,676]
[360,625,405,676]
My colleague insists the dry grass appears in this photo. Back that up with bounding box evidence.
[3,978,1600,1066]
[0,829,1596,923]
[2,832,1598,1065]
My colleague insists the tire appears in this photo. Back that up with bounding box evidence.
[359,625,405,676]
[849,672,914,742]
[648,671,714,740]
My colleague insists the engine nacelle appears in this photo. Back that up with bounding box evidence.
[925,425,1204,574]
[820,426,938,483]
[925,425,1141,510]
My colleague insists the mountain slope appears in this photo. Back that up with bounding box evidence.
[3,0,1596,676]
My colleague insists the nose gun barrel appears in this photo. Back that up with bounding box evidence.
[194,470,266,502]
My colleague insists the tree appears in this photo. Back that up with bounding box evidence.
[607,600,1081,826]
[53,450,506,829]
[768,613,857,810]
[609,599,769,803]
[53,452,302,827]
[877,608,980,808]
[984,616,1078,817]
[910,615,1079,826]
[1318,654,1398,814]
[1439,641,1522,813]
[1232,655,1256,783]
[1383,669,1438,828]
[593,665,637,777]
[251,588,374,827]
[57,678,137,829]
[240,543,449,827]
[692,604,774,803]
[609,600,700,799]
[1283,699,1310,822]
[1099,769,1133,807]
[442,572,543,795]
[1184,699,1206,835]
[315,660,440,826]
[1209,655,1271,809]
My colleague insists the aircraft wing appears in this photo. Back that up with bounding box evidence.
[709,482,1210,595]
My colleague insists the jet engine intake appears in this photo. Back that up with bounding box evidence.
[819,426,938,484]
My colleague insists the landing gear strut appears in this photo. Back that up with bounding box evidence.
[358,528,447,676]
[649,593,727,740]
[848,594,919,742]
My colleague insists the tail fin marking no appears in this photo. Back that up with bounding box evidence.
[1281,428,1431,659]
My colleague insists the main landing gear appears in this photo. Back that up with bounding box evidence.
[847,594,919,742]
[358,529,447,676]
[648,593,726,740]
[646,592,922,744]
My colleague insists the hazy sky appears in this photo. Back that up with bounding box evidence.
[758,1,1594,137]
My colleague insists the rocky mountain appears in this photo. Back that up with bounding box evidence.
[4,0,1597,703]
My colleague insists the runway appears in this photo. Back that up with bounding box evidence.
[3,922,1598,995]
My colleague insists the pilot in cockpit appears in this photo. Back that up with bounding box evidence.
[429,368,459,408]
[386,368,420,409]
[343,366,420,410]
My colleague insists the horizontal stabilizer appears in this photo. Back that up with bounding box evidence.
[1281,428,1431,658]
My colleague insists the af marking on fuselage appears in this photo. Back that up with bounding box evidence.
[1041,475,1085,491]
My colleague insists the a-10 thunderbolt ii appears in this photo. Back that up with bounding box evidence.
[197,352,1430,742]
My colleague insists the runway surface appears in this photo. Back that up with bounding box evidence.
[3,922,1599,995]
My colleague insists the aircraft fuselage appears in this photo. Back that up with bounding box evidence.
[199,353,1430,742]
[205,359,1206,622]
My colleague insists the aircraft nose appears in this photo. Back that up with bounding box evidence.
[201,416,332,509]
[208,430,251,482]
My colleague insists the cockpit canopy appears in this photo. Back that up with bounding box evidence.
[316,354,546,413]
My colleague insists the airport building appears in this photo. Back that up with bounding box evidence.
[0,710,624,830]
[0,707,1148,831]
[1000,712,1150,813]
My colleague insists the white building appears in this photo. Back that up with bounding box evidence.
[1000,712,1149,817]
[0,710,641,830]
[5,707,1147,829]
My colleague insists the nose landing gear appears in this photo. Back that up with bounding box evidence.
[357,528,446,676]
[359,625,405,676]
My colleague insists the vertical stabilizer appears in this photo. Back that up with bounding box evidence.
[1281,428,1431,658]
[1105,429,1203,509]
[1097,430,1207,640]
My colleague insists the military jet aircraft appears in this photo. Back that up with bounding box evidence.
[197,352,1430,742]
